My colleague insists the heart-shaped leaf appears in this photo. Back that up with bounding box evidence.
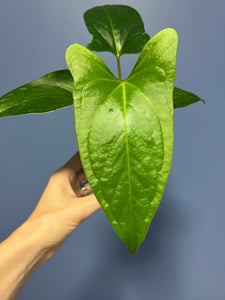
[0,70,73,117]
[66,28,178,254]
[84,5,150,57]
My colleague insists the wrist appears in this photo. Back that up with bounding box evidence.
[10,217,50,265]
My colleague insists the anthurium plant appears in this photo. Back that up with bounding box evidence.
[0,5,204,254]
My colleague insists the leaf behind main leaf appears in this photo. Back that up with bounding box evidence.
[173,87,205,108]
[84,5,150,57]
[0,70,73,117]
[0,66,204,118]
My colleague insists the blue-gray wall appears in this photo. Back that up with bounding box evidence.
[0,0,225,299]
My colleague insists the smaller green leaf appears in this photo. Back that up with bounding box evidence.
[173,87,205,108]
[0,70,73,117]
[84,5,150,57]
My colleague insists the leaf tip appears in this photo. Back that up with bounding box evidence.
[126,243,139,255]
[201,98,206,104]
[128,248,138,255]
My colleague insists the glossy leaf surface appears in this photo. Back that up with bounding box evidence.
[0,70,73,117]
[173,87,205,108]
[84,5,150,57]
[66,28,178,254]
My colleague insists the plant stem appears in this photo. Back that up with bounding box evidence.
[117,56,121,80]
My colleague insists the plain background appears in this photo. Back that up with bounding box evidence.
[0,0,225,299]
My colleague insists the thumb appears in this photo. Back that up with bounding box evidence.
[74,194,101,222]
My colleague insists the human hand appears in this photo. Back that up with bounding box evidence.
[28,151,101,262]
[0,152,100,300]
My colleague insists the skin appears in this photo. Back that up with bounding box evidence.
[0,152,101,300]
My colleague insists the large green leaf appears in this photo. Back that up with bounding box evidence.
[84,5,150,57]
[66,28,178,254]
[173,87,205,108]
[0,70,73,117]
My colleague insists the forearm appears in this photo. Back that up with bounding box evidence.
[0,218,49,300]
[0,154,100,300]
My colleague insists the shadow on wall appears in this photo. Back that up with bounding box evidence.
[68,190,193,300]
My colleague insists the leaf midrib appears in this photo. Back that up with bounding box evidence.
[122,82,134,251]
[103,7,119,57]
